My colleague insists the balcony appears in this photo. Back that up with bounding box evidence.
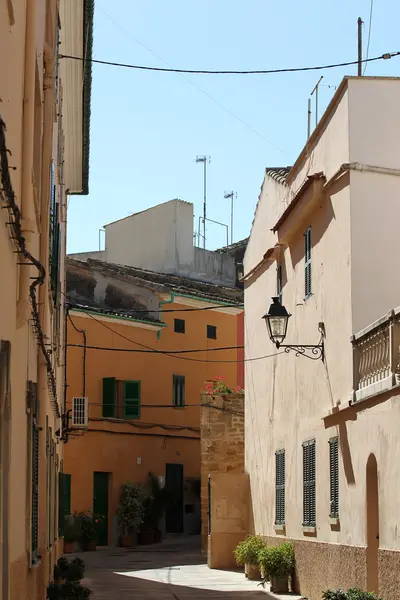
[352,308,400,404]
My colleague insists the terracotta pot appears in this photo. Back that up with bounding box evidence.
[84,540,97,552]
[120,534,134,548]
[245,563,261,580]
[63,540,74,554]
[270,574,289,593]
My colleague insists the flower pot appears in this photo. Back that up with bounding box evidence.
[63,540,74,554]
[270,574,289,593]
[84,540,97,552]
[245,563,261,580]
[120,534,134,548]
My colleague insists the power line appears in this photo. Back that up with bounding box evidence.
[59,50,399,76]
[69,302,243,313]
[68,343,243,354]
[363,0,375,75]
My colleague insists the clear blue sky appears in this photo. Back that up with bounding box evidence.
[67,0,400,253]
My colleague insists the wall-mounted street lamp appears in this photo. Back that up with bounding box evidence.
[262,297,324,361]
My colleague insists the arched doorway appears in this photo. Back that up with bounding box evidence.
[366,454,379,593]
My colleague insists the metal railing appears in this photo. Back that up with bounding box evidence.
[352,308,400,402]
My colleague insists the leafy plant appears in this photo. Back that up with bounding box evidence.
[54,557,85,584]
[117,482,147,534]
[47,582,92,600]
[234,535,267,566]
[322,591,348,600]
[63,517,78,543]
[258,542,294,578]
[204,376,244,397]
[322,589,382,600]
[142,472,171,529]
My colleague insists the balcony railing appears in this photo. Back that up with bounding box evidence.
[352,309,400,403]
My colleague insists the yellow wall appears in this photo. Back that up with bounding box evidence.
[64,299,242,540]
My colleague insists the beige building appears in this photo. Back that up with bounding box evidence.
[0,1,93,599]
[244,77,400,600]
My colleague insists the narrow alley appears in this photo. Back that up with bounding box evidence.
[78,537,298,599]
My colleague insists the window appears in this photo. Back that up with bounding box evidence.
[303,439,316,527]
[49,162,60,305]
[277,264,283,303]
[174,318,185,334]
[275,449,285,526]
[123,380,141,419]
[304,227,312,298]
[102,377,116,417]
[173,375,185,407]
[329,437,339,519]
[207,325,217,340]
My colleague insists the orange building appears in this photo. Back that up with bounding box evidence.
[64,258,243,544]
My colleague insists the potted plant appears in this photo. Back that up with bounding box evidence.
[234,535,266,580]
[63,517,77,553]
[117,482,146,547]
[48,557,91,599]
[258,542,294,593]
[323,589,383,600]
[79,513,98,551]
[140,472,171,545]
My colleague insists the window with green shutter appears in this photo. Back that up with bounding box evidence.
[275,449,285,525]
[329,437,339,519]
[102,377,116,417]
[304,227,312,299]
[303,439,316,527]
[123,381,141,419]
[58,472,71,535]
[173,375,185,407]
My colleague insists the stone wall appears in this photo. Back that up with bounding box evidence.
[200,393,244,551]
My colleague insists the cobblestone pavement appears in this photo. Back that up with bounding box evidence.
[76,536,300,599]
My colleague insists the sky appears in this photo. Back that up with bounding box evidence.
[67,0,400,254]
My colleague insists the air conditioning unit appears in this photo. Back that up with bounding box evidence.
[71,397,88,428]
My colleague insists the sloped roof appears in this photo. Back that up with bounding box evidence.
[216,238,249,254]
[68,302,164,326]
[265,166,292,185]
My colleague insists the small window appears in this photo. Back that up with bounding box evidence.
[207,325,217,340]
[174,318,185,334]
[303,439,316,527]
[123,380,141,419]
[304,227,312,298]
[275,449,285,525]
[277,264,283,303]
[173,375,185,407]
[329,437,339,519]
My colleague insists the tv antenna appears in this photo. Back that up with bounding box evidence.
[224,191,237,245]
[195,155,211,249]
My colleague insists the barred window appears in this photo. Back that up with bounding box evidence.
[275,450,285,525]
[304,227,312,298]
[329,437,339,519]
[303,439,316,527]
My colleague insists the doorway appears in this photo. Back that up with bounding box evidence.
[366,454,379,593]
[93,472,109,546]
[165,463,184,534]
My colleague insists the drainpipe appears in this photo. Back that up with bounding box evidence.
[325,162,400,190]
[17,0,38,327]
[157,293,175,340]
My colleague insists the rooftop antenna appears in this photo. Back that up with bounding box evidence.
[224,191,237,245]
[195,155,210,249]
[310,76,323,128]
[357,17,363,76]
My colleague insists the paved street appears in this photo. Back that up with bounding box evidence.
[76,536,301,599]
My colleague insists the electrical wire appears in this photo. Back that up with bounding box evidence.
[59,50,399,75]
[68,343,243,354]
[68,401,244,416]
[67,311,87,396]
[69,301,243,313]
[363,0,375,75]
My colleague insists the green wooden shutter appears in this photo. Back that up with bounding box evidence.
[329,437,339,518]
[102,377,116,417]
[32,424,39,560]
[304,227,312,298]
[303,439,316,526]
[275,449,285,525]
[58,472,71,535]
[123,381,141,419]
[173,375,185,407]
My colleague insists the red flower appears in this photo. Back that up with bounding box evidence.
[95,519,99,523]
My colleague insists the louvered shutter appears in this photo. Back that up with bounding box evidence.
[123,381,141,418]
[304,227,312,298]
[329,437,339,518]
[32,425,39,559]
[102,377,116,417]
[303,439,316,526]
[275,450,285,525]
[173,375,185,407]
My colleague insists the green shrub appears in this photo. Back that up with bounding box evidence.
[234,535,267,566]
[257,542,294,578]
[322,591,348,600]
[322,589,382,600]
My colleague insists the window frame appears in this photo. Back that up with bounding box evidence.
[172,374,185,407]
[304,226,312,299]
[174,318,185,334]
[122,380,141,419]
[329,436,339,519]
[207,324,217,340]
[275,449,285,526]
[302,438,316,527]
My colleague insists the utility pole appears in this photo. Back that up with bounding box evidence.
[358,17,363,76]
[224,191,236,244]
[195,156,210,249]
[307,98,311,139]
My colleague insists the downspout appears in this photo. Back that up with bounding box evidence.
[17,0,38,327]
[157,293,175,340]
